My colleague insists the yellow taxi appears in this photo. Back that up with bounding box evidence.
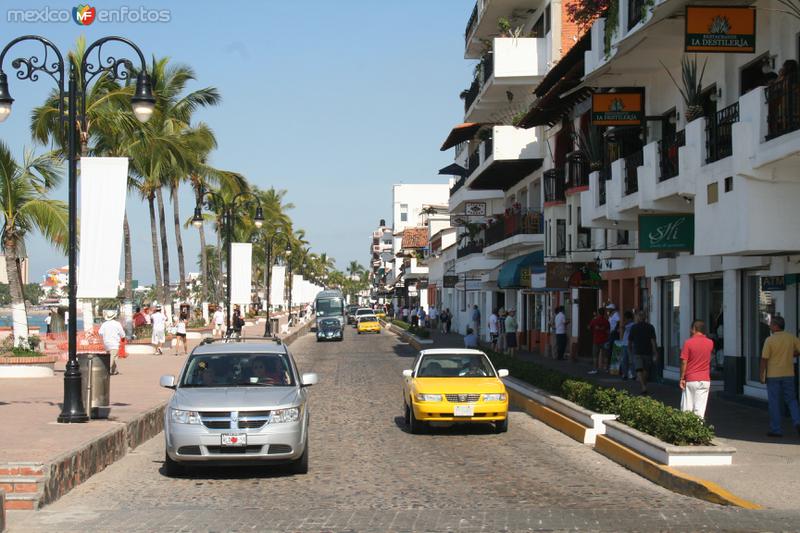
[402,349,509,434]
[356,314,381,334]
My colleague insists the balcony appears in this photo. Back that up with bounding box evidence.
[464,125,543,191]
[765,74,800,141]
[658,130,685,182]
[484,210,544,255]
[457,240,484,258]
[464,38,547,122]
[623,149,643,196]
[464,0,546,58]
[543,168,566,205]
[566,152,590,192]
[706,102,739,164]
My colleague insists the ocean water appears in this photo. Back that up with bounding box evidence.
[0,314,84,331]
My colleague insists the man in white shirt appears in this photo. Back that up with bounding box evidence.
[212,306,225,338]
[554,306,569,360]
[428,306,438,330]
[150,306,167,355]
[99,309,126,375]
[488,309,499,350]
[607,303,621,366]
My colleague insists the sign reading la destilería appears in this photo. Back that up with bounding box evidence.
[638,214,694,252]
[685,6,756,53]
[591,91,644,126]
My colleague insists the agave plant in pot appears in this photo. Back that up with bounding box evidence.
[661,55,708,123]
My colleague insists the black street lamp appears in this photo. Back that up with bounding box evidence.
[261,232,291,337]
[0,35,155,423]
[193,191,264,331]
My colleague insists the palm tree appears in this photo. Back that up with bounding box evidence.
[347,260,365,278]
[0,144,68,344]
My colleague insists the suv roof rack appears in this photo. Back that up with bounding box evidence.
[199,336,284,346]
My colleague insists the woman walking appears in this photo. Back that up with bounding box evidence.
[175,311,188,356]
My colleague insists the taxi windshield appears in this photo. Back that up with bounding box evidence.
[417,354,495,378]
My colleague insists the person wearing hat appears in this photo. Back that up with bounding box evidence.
[99,309,126,375]
[150,305,167,355]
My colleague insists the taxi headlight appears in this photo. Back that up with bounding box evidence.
[483,393,507,402]
[270,407,301,423]
[415,393,442,402]
[170,409,201,425]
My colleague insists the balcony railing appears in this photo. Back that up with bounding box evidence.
[457,240,484,258]
[599,165,610,206]
[463,78,480,113]
[566,152,590,189]
[658,130,685,182]
[467,149,480,176]
[766,74,800,141]
[706,102,739,163]
[485,210,544,247]
[450,174,467,196]
[623,149,643,196]
[465,2,478,45]
[543,168,566,203]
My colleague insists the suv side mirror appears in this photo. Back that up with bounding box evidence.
[160,375,176,388]
[301,372,319,387]
[497,369,509,378]
[402,369,413,378]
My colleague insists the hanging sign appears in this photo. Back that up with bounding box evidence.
[638,214,694,252]
[568,264,602,289]
[591,91,644,126]
[464,201,486,216]
[761,276,786,292]
[443,275,459,288]
[685,6,756,53]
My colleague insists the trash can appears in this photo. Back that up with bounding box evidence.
[78,352,111,419]
[269,317,280,336]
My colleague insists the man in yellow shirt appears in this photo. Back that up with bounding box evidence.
[759,316,800,437]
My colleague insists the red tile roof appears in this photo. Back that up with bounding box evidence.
[401,227,428,249]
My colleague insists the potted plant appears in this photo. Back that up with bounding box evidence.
[661,55,708,123]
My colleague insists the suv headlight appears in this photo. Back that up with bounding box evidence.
[270,407,301,423]
[170,409,201,424]
[415,393,442,402]
[483,393,507,402]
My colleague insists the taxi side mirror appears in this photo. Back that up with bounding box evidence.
[497,369,509,378]
[402,369,413,378]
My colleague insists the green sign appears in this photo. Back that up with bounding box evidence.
[638,214,694,252]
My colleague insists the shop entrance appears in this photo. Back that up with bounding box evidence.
[577,289,596,359]
[694,275,724,380]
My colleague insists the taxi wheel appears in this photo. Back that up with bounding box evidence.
[404,402,410,426]
[164,452,184,477]
[494,417,509,434]
[409,405,425,435]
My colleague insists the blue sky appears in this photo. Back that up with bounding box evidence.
[1,0,472,284]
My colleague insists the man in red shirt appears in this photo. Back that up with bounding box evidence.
[679,320,714,418]
[588,308,610,375]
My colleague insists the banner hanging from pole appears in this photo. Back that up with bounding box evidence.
[77,157,128,298]
[230,243,252,306]
[270,266,286,307]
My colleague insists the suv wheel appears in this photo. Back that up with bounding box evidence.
[289,439,309,475]
[164,451,184,477]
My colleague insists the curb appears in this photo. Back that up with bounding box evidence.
[506,389,762,509]
[381,321,430,351]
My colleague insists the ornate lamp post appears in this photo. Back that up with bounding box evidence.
[261,232,291,337]
[0,35,156,423]
[193,191,264,331]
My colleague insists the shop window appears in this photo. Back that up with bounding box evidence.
[662,278,681,368]
[724,176,733,192]
[707,182,719,204]
[695,276,724,377]
[743,272,777,384]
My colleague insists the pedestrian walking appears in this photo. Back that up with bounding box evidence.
[679,320,714,418]
[174,311,188,356]
[232,307,245,339]
[402,306,409,323]
[98,309,126,375]
[620,311,635,380]
[212,306,225,338]
[629,310,657,395]
[759,316,800,437]
[554,306,569,360]
[497,308,507,352]
[418,306,427,328]
[471,304,481,337]
[588,308,610,374]
[505,309,518,356]
[150,305,167,355]
[428,306,438,330]
[488,308,499,350]
[464,327,478,348]
[133,306,146,329]
[44,309,52,337]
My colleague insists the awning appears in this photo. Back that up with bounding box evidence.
[440,122,482,151]
[470,159,543,190]
[534,32,591,98]
[497,251,545,289]
[438,163,469,176]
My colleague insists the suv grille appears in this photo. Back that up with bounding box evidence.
[199,410,271,430]
[206,445,264,454]
[445,394,481,403]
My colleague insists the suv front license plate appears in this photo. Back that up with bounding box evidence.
[221,433,247,446]
[453,405,474,417]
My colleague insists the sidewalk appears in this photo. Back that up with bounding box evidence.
[421,326,800,510]
[0,312,307,515]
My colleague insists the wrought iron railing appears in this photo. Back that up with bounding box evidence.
[766,75,800,140]
[467,149,480,176]
[566,152,590,189]
[463,78,480,113]
[457,240,484,258]
[465,3,478,46]
[706,102,739,163]
[658,130,685,182]
[485,210,544,247]
[450,175,467,196]
[623,149,643,195]
[543,168,566,203]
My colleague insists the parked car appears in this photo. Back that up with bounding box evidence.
[352,308,374,327]
[401,349,509,434]
[346,304,360,325]
[317,317,343,342]
[160,340,318,476]
[356,315,381,334]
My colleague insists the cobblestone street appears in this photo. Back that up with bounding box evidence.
[8,330,800,532]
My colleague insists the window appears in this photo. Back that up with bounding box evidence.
[544,4,551,34]
[400,203,408,222]
[740,53,772,96]
[707,182,719,204]
[662,278,681,368]
[616,230,629,246]
[724,176,733,192]
[383,239,392,245]
[531,14,544,37]
[556,219,566,256]
[695,276,724,377]
[744,272,776,385]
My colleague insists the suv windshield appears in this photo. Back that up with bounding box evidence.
[417,353,495,378]
[180,353,294,387]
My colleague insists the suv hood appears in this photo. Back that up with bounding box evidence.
[173,387,302,410]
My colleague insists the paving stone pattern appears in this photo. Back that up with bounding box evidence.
[8,330,800,532]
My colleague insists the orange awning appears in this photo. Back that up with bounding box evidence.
[440,122,481,151]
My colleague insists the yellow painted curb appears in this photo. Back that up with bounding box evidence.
[594,435,762,509]
[507,389,588,443]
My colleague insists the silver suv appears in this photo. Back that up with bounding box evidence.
[159,339,318,476]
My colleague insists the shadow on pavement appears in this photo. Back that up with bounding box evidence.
[157,460,299,480]
[392,415,500,436]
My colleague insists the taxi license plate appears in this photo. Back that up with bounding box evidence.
[453,405,474,417]
[221,433,247,446]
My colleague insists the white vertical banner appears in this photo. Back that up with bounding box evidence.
[76,157,128,298]
[230,243,252,306]
[270,266,286,307]
[292,275,304,304]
